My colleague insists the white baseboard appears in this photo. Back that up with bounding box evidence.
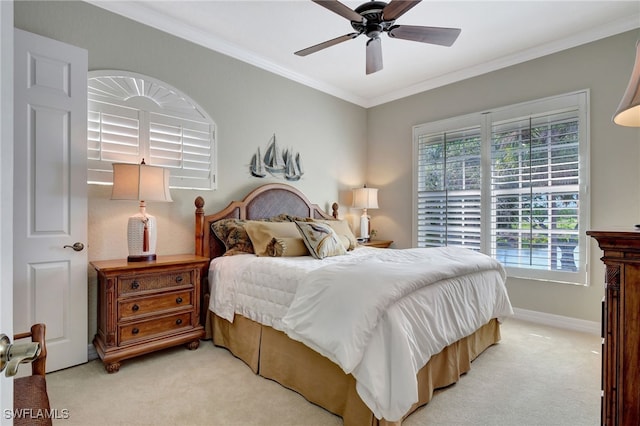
[512,307,600,335]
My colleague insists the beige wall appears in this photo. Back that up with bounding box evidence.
[14,1,640,336]
[14,1,367,341]
[367,30,640,323]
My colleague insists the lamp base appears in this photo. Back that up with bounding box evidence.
[127,212,158,261]
[359,210,370,241]
[127,254,156,262]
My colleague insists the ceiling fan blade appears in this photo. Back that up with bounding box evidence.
[312,0,363,23]
[295,32,360,56]
[382,0,421,21]
[366,37,383,75]
[388,25,461,46]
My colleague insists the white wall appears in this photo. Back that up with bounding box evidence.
[367,30,640,323]
[15,1,367,341]
[15,1,640,332]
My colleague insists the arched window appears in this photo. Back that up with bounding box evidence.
[87,70,216,190]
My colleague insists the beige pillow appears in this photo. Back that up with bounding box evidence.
[294,221,347,259]
[244,221,302,256]
[316,219,358,250]
[265,237,310,257]
[211,215,291,256]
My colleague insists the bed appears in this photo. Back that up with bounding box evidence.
[194,183,513,425]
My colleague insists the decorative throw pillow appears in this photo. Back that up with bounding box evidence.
[210,215,294,256]
[294,221,347,259]
[265,237,310,257]
[211,219,254,256]
[244,221,302,256]
[315,219,358,251]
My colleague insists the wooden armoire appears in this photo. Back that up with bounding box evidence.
[587,230,640,425]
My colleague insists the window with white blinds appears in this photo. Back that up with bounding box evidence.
[87,71,216,190]
[416,127,482,251]
[414,91,589,285]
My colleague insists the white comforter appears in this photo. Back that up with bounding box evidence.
[208,246,513,421]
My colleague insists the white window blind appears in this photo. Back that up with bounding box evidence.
[416,127,482,251]
[491,110,580,277]
[414,91,589,285]
[87,71,216,190]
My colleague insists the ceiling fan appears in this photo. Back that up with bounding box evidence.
[295,0,461,75]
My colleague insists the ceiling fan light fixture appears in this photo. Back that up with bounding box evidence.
[366,37,383,75]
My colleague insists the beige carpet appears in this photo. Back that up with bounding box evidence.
[44,319,600,425]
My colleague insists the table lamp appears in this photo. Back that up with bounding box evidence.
[111,160,173,261]
[352,186,379,241]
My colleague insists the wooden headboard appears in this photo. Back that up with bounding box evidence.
[195,183,338,260]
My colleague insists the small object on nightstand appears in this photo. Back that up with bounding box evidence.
[361,240,393,248]
[90,254,209,373]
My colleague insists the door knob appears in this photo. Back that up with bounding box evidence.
[0,334,41,377]
[63,242,84,252]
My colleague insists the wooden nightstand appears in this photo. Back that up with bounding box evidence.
[90,254,209,373]
[361,240,393,248]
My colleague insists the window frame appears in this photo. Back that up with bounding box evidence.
[87,70,217,190]
[413,90,590,285]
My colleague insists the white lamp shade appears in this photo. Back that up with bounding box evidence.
[352,187,379,209]
[613,41,640,127]
[111,163,173,202]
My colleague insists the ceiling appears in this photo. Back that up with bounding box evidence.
[89,1,640,108]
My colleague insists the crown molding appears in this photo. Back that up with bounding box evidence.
[86,1,368,106]
[87,1,639,109]
[367,15,640,107]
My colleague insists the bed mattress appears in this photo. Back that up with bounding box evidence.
[208,246,513,421]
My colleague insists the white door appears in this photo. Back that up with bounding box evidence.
[13,29,88,372]
[0,1,14,420]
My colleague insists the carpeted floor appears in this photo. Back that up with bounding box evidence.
[44,318,601,425]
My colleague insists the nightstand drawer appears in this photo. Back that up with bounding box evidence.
[118,270,194,295]
[119,312,193,344]
[118,289,193,320]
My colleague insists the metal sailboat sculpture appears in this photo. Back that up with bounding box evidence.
[250,134,304,180]
[250,147,267,178]
[284,149,304,181]
[263,134,285,174]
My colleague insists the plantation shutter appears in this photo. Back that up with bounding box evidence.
[148,113,213,189]
[87,102,141,184]
[413,91,588,285]
[87,71,216,190]
[490,109,581,280]
[416,126,482,250]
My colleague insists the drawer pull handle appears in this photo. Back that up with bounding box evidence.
[132,304,139,312]
[132,328,139,335]
[175,276,183,283]
[131,281,140,289]
[176,319,183,325]
[176,297,183,304]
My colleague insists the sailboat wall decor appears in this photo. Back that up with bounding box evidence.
[250,147,267,178]
[250,134,304,181]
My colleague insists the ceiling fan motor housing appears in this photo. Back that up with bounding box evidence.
[351,1,395,38]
